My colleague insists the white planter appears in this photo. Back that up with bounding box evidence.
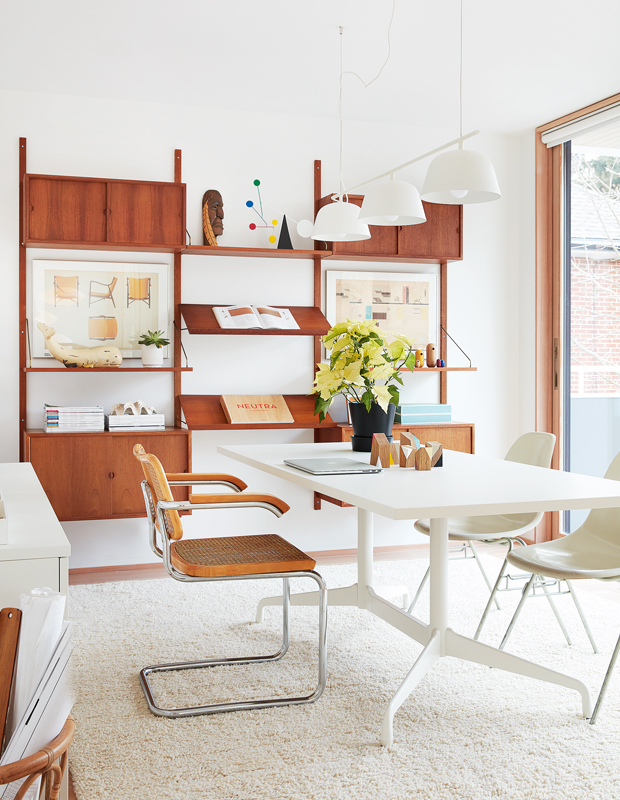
[141,344,164,367]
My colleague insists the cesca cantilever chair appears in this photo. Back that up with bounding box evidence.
[499,449,620,724]
[409,432,556,624]
[133,444,327,719]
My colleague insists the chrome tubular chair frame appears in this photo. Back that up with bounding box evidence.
[137,480,328,719]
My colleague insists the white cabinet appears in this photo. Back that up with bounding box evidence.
[0,463,70,609]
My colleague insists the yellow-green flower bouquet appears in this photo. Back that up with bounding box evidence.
[311,320,414,426]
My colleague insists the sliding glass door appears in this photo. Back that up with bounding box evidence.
[563,124,620,532]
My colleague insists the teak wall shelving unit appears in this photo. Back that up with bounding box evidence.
[19,140,193,521]
[18,144,475,521]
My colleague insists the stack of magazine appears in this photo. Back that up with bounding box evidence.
[44,404,104,433]
[106,413,165,431]
[0,590,73,800]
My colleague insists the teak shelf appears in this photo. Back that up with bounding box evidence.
[179,395,335,430]
[180,304,330,336]
[182,245,331,259]
[24,366,193,373]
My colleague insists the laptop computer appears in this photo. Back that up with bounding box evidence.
[283,458,382,475]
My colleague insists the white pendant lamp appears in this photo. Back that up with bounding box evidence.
[421,147,501,204]
[358,178,426,226]
[420,0,500,206]
[311,198,370,242]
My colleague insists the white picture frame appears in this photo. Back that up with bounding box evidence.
[325,269,439,349]
[31,260,169,358]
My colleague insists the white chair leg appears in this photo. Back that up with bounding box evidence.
[566,580,599,653]
[590,632,620,724]
[474,556,510,640]
[499,573,536,650]
[540,581,573,647]
[406,565,429,614]
[468,541,501,610]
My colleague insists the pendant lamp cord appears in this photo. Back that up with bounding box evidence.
[338,0,396,197]
[459,0,463,145]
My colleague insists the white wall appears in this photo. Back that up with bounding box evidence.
[0,88,527,567]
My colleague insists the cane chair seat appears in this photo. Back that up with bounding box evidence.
[171,533,317,578]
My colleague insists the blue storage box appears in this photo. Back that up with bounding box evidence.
[395,404,452,424]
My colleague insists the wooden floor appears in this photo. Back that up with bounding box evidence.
[66,543,620,800]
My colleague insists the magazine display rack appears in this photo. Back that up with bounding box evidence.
[0,716,74,800]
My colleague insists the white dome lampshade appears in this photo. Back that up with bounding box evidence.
[311,198,371,242]
[421,148,501,205]
[358,179,426,226]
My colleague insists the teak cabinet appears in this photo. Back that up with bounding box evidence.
[315,422,475,453]
[23,429,191,522]
[317,194,462,262]
[24,174,186,250]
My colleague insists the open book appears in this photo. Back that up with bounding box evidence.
[213,305,300,330]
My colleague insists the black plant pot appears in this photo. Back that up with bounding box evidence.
[348,402,396,452]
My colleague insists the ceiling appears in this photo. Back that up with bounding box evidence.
[1,0,619,136]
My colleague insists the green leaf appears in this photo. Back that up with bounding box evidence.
[314,395,332,423]
[361,389,374,412]
[388,385,400,405]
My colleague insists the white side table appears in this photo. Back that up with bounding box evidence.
[0,463,70,610]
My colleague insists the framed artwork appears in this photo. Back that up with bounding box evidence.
[325,270,439,349]
[31,260,169,358]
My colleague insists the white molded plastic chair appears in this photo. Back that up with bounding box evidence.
[410,432,557,631]
[501,450,620,724]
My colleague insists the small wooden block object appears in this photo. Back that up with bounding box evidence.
[370,433,391,468]
[399,445,417,468]
[415,446,432,471]
[415,349,425,367]
[220,394,294,424]
[426,343,436,368]
[427,441,444,467]
[0,607,22,749]
[390,442,399,466]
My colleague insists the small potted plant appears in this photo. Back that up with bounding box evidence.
[311,320,413,451]
[138,329,170,367]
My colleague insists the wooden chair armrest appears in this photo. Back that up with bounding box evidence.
[166,473,247,491]
[0,716,74,785]
[188,492,290,515]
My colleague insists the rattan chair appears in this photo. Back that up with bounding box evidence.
[133,444,327,719]
[0,716,74,800]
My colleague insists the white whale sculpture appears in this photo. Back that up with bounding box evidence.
[37,322,122,368]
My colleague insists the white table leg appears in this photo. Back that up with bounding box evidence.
[255,507,409,621]
[444,628,593,717]
[381,629,442,746]
[255,585,359,622]
[429,517,449,650]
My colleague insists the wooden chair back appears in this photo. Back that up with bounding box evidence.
[108,276,118,294]
[133,444,183,541]
[127,277,150,300]
[54,275,78,301]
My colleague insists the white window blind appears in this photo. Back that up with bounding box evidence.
[541,102,620,148]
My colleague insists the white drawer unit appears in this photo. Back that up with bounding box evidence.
[0,463,70,609]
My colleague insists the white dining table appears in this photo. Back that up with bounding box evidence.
[218,442,620,745]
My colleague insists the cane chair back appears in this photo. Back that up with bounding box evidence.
[134,443,183,541]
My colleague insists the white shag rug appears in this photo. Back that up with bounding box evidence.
[68,557,620,800]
